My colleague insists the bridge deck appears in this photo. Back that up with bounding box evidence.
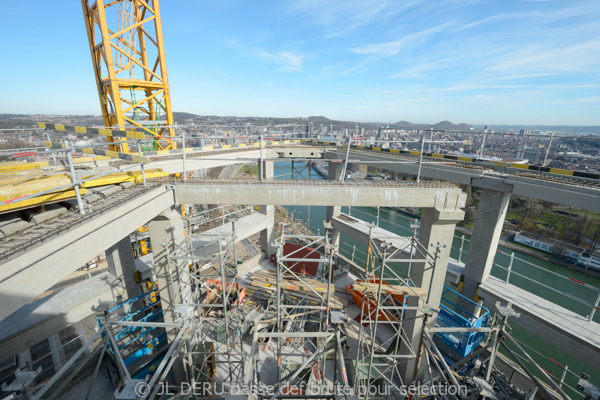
[478,276,600,370]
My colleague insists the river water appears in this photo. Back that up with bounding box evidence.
[273,161,600,395]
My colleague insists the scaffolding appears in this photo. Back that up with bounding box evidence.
[348,227,438,398]
[4,209,594,400]
[165,224,247,393]
[244,230,354,398]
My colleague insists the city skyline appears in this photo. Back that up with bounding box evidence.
[1,1,599,125]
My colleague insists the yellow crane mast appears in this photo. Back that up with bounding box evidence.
[81,0,176,152]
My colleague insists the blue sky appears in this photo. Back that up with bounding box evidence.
[1,0,599,125]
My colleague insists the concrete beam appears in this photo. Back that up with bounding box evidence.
[0,272,118,361]
[175,180,467,208]
[273,146,326,159]
[0,187,175,321]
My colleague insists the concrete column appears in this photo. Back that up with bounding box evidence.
[401,207,464,383]
[259,161,275,257]
[460,188,511,313]
[258,160,274,182]
[326,162,344,247]
[148,205,189,384]
[106,236,140,300]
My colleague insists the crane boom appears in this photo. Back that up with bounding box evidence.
[81,0,176,152]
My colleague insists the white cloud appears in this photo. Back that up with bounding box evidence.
[283,0,422,37]
[551,97,600,104]
[350,24,452,57]
[260,51,305,71]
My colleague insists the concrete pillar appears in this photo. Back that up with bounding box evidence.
[326,162,344,247]
[106,236,140,300]
[401,207,464,383]
[258,160,274,182]
[148,206,189,384]
[259,161,275,257]
[460,188,511,313]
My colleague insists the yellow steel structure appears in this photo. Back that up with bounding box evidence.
[81,0,176,152]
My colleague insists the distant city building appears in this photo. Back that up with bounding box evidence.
[519,129,531,136]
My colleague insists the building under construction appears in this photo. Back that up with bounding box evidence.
[0,1,599,400]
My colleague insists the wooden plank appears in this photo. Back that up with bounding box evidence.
[352,282,427,297]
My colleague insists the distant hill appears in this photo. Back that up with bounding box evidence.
[308,116,331,122]
[432,120,459,130]
[393,119,475,131]
[172,112,199,120]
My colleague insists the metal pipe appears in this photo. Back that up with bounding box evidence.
[423,330,461,388]
[33,326,106,399]
[458,234,465,263]
[485,327,500,381]
[182,129,186,180]
[543,132,554,167]
[138,142,147,187]
[66,147,85,215]
[84,339,108,400]
[341,136,351,182]
[335,329,352,400]
[417,134,425,183]
[260,133,264,181]
[145,326,187,400]
[479,133,487,158]
[45,130,57,164]
[506,252,514,283]
[559,365,568,388]
[504,333,570,400]
[590,292,600,321]
[269,333,335,400]
[500,341,559,400]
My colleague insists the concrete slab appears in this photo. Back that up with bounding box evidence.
[191,213,271,259]
[0,219,30,238]
[92,185,123,197]
[0,272,118,361]
[478,276,600,371]
[27,204,67,224]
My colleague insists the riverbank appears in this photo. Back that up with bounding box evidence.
[454,227,600,279]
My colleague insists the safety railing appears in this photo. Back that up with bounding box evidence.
[503,334,591,400]
[492,248,600,322]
